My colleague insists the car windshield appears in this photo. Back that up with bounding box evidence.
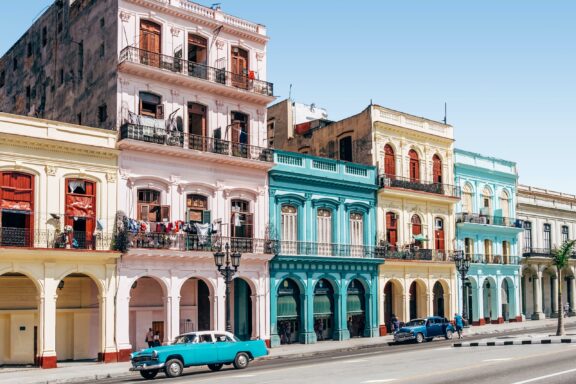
[173,334,196,344]
[406,319,426,327]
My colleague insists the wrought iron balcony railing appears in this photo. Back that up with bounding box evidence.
[275,240,374,258]
[119,46,274,97]
[522,248,576,258]
[374,245,456,262]
[0,227,113,251]
[465,253,520,265]
[456,213,522,228]
[125,232,276,254]
[379,175,461,198]
[119,123,274,162]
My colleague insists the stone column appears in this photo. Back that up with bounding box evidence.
[333,292,347,341]
[474,285,484,325]
[551,276,559,318]
[115,293,132,361]
[38,291,57,368]
[302,292,315,344]
[403,293,409,323]
[531,270,545,320]
[569,277,576,316]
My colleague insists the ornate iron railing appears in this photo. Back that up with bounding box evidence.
[379,175,461,198]
[119,123,274,162]
[456,213,522,228]
[465,253,520,265]
[119,46,274,97]
[275,240,374,258]
[522,248,576,258]
[374,246,457,262]
[0,227,114,250]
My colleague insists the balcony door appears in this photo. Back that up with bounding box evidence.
[231,199,253,252]
[65,179,96,249]
[432,154,442,184]
[188,102,207,150]
[386,212,397,250]
[384,144,396,178]
[409,150,420,182]
[231,46,249,89]
[188,34,208,79]
[0,172,34,247]
[434,218,445,251]
[139,20,161,67]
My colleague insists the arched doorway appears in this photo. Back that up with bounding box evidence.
[432,281,445,318]
[501,279,510,321]
[277,278,301,345]
[129,277,165,351]
[232,278,253,341]
[56,274,100,361]
[384,279,404,328]
[346,279,365,338]
[482,278,497,323]
[542,268,556,317]
[314,279,334,341]
[180,278,212,335]
[464,277,474,321]
[0,273,38,365]
[409,280,426,320]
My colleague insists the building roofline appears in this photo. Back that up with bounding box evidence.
[455,148,517,167]
[372,104,452,128]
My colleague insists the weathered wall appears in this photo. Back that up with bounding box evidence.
[0,0,118,130]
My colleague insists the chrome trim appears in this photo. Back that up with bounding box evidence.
[129,362,165,371]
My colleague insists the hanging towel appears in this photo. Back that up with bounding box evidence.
[194,223,211,245]
[234,212,242,227]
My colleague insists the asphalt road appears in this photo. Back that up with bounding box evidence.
[93,325,576,384]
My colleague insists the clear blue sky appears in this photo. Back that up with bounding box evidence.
[2,1,575,193]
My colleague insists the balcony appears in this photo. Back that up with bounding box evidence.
[466,253,520,265]
[379,175,461,200]
[276,241,375,258]
[0,227,113,251]
[123,233,275,254]
[119,123,274,163]
[456,213,523,228]
[374,246,456,262]
[118,46,274,103]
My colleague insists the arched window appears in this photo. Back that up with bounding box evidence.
[462,184,473,214]
[139,20,161,66]
[484,239,493,263]
[317,208,332,255]
[0,171,34,247]
[499,190,510,219]
[386,212,398,250]
[281,205,298,255]
[350,212,363,256]
[384,144,396,178]
[432,154,442,184]
[409,149,420,182]
[231,46,249,89]
[411,214,422,247]
[65,179,96,249]
[434,217,445,251]
[482,187,492,215]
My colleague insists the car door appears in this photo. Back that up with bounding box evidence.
[191,333,218,365]
[214,333,239,363]
[428,318,440,337]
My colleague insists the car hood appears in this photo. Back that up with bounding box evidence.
[396,326,420,333]
[131,345,186,358]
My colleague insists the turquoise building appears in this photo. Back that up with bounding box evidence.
[454,149,524,325]
[268,151,382,346]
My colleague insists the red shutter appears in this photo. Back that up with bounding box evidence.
[433,155,442,184]
[409,150,420,182]
[384,145,396,178]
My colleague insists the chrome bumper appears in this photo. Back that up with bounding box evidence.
[130,362,165,371]
[394,333,415,342]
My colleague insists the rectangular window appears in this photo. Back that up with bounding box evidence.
[59,68,64,85]
[42,26,48,46]
[98,104,107,123]
[464,238,474,258]
[350,212,363,257]
[13,57,18,71]
[281,205,298,255]
[544,224,551,252]
[562,225,569,244]
[99,43,105,58]
[27,42,32,57]
[317,208,332,256]
[523,221,532,251]
[0,70,5,88]
[25,86,31,111]
[339,136,353,162]
[137,189,169,223]
[139,92,163,118]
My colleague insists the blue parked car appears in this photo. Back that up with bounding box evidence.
[393,316,454,344]
[130,331,269,379]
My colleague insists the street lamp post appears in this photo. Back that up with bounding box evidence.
[213,242,242,333]
[454,251,470,325]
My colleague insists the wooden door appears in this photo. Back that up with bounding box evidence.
[188,103,207,150]
[434,218,445,251]
[140,20,161,67]
[231,47,248,88]
[65,179,96,249]
[384,145,396,178]
[409,150,420,182]
[432,154,442,184]
[386,212,397,250]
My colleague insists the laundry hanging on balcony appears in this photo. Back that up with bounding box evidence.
[413,234,429,242]
[65,195,95,217]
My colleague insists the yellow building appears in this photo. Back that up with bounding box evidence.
[0,113,120,368]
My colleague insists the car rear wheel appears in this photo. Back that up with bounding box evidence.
[445,330,453,340]
[140,369,158,380]
[415,333,424,343]
[233,352,250,369]
[208,363,223,372]
[164,359,183,378]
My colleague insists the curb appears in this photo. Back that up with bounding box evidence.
[453,338,576,347]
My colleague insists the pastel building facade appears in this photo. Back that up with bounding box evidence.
[268,151,381,346]
[0,113,119,368]
[517,185,576,320]
[454,149,523,325]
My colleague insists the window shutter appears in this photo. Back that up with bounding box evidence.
[246,213,253,238]
[202,210,211,224]
[138,204,149,221]
[161,205,170,222]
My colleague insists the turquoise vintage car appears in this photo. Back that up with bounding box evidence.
[393,316,455,344]
[130,331,269,379]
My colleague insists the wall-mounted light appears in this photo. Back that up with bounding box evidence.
[58,280,65,290]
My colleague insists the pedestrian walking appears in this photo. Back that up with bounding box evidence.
[145,328,154,348]
[564,302,570,318]
[391,314,399,333]
[285,321,292,344]
[153,331,161,346]
[318,320,324,341]
[454,313,464,339]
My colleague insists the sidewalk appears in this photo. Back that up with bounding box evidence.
[2,317,575,384]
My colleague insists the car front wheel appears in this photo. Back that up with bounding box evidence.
[208,363,223,372]
[233,352,250,369]
[140,369,158,380]
[445,330,453,340]
[415,333,424,343]
[164,359,183,378]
